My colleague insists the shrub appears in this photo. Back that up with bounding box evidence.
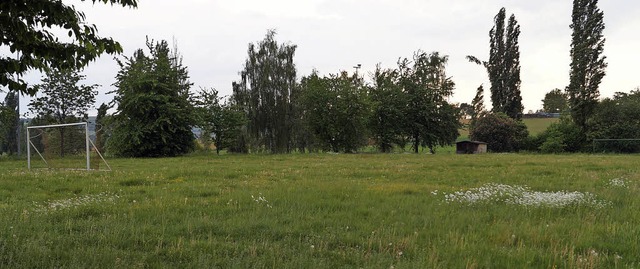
[588,91,640,153]
[470,113,529,152]
[536,118,584,153]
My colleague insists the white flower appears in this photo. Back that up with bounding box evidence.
[443,183,609,208]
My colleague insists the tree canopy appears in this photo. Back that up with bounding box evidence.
[400,51,460,153]
[567,0,606,132]
[0,0,137,95]
[467,7,523,120]
[542,88,568,113]
[300,71,371,153]
[29,68,98,124]
[108,39,195,157]
[231,30,297,153]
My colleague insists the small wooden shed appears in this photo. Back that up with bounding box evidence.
[456,141,488,154]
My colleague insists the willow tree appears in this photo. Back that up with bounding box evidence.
[232,30,297,153]
[567,0,606,132]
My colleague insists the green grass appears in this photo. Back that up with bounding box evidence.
[1,153,639,268]
[523,118,560,135]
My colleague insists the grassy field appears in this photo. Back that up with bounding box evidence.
[458,117,559,141]
[1,153,639,268]
[523,118,560,135]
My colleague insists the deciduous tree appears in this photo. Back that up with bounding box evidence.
[399,51,460,154]
[567,0,607,131]
[108,39,195,157]
[542,88,568,113]
[29,68,97,156]
[1,91,19,154]
[467,8,523,120]
[370,65,406,153]
[0,0,137,95]
[232,30,297,153]
[301,71,371,153]
[196,88,246,155]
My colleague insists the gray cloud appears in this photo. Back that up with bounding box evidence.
[3,0,638,115]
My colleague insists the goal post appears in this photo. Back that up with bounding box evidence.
[26,122,111,171]
[592,139,640,154]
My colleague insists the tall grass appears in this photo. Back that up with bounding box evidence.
[0,153,638,268]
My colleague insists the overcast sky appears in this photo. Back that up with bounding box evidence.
[3,0,640,116]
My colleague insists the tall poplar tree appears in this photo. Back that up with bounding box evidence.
[567,0,606,131]
[232,30,297,153]
[468,8,523,120]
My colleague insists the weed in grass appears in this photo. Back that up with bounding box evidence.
[607,177,628,188]
[441,183,609,208]
[32,192,119,213]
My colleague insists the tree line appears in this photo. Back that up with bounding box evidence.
[1,0,636,156]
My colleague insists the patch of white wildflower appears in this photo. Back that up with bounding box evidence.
[442,183,609,208]
[252,193,272,208]
[607,178,628,188]
[33,192,119,213]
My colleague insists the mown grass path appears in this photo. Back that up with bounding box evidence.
[1,153,638,268]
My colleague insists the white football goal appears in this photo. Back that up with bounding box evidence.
[27,122,111,171]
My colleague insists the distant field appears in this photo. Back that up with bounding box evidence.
[458,117,559,140]
[523,117,560,135]
[1,153,639,268]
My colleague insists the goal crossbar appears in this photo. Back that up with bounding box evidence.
[26,122,111,171]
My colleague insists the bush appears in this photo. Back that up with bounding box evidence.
[539,135,566,154]
[470,113,529,152]
[536,118,585,153]
[588,91,640,153]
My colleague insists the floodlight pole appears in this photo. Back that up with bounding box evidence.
[353,63,361,78]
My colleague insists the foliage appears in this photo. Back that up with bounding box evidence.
[195,88,246,155]
[467,8,523,120]
[542,88,568,113]
[567,0,607,131]
[29,68,97,157]
[589,90,640,153]
[470,112,529,152]
[399,51,460,153]
[300,72,371,153]
[108,39,195,157]
[94,102,110,154]
[0,91,19,154]
[30,68,97,124]
[369,65,406,152]
[231,30,297,153]
[1,154,639,268]
[470,84,486,123]
[458,102,473,119]
[0,0,137,95]
[536,117,584,153]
